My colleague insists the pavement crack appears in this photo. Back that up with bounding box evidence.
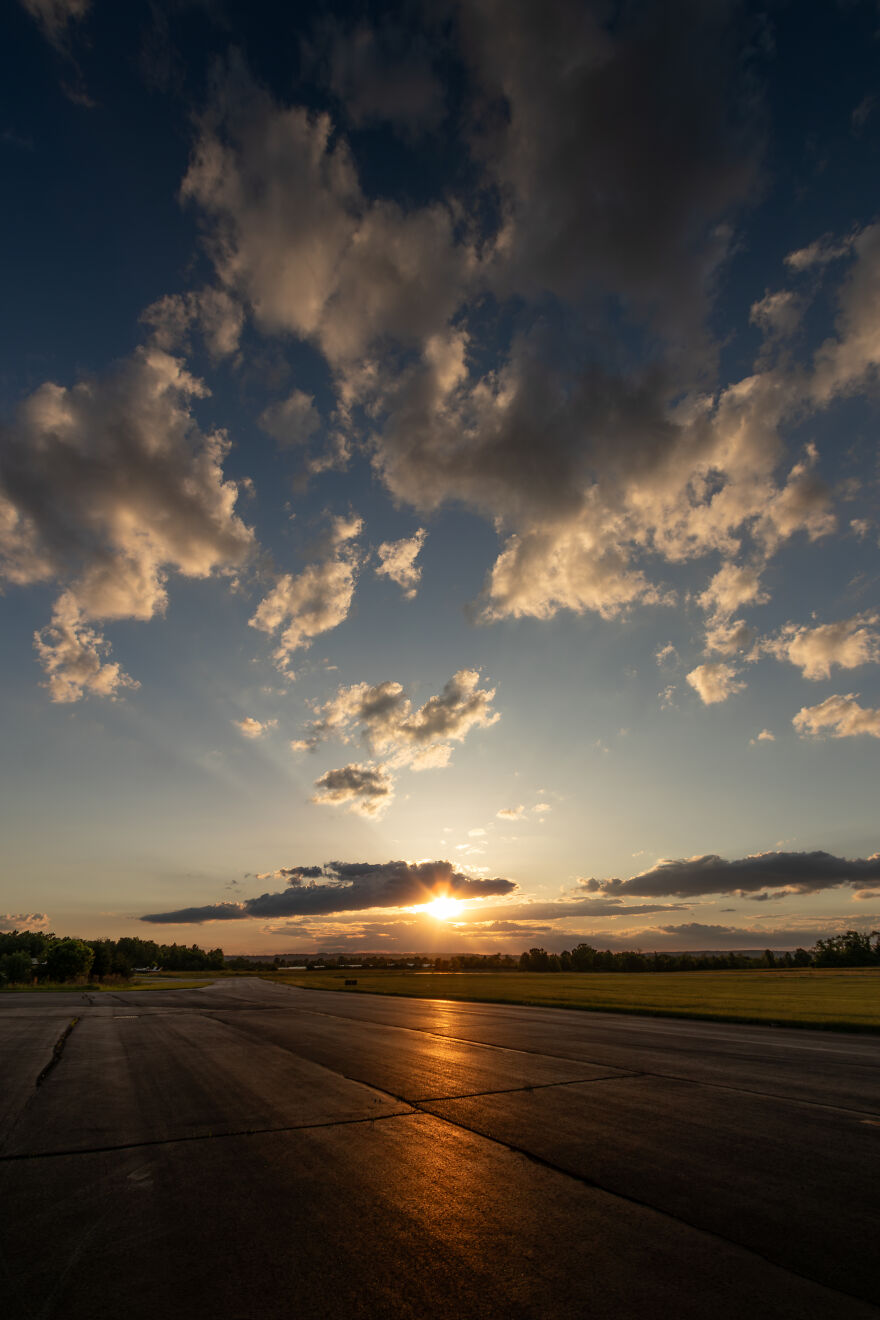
[0,1109,418,1163]
[36,1018,79,1089]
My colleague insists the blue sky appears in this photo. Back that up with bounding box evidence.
[2,0,880,953]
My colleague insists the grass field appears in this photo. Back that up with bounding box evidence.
[265,967,880,1031]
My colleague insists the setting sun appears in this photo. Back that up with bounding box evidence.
[424,896,464,921]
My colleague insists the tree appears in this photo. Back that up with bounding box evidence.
[45,938,95,982]
[0,951,33,984]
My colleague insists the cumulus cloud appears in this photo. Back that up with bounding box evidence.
[581,849,880,898]
[300,668,498,766]
[374,528,427,599]
[497,805,525,821]
[764,614,880,680]
[141,288,244,361]
[793,693,880,740]
[0,912,50,932]
[703,617,756,656]
[258,390,320,448]
[174,37,863,640]
[811,224,880,402]
[750,728,775,744]
[249,515,361,673]
[180,55,472,369]
[698,562,767,618]
[686,661,745,705]
[233,717,277,739]
[302,669,499,814]
[33,592,139,704]
[310,763,394,817]
[750,289,803,339]
[142,858,517,923]
[0,346,254,698]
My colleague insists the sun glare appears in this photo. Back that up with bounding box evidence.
[424,895,463,921]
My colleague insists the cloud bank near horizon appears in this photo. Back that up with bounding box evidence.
[581,849,880,899]
[141,859,517,924]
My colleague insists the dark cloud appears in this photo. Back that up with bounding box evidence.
[461,0,762,332]
[463,899,690,921]
[142,859,517,924]
[582,850,880,898]
[310,762,395,817]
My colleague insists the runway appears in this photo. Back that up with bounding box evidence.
[1,977,878,1318]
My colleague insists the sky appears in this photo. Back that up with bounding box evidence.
[1,0,880,955]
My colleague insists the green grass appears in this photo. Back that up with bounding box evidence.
[263,967,880,1031]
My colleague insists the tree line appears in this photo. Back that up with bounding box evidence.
[515,930,880,971]
[2,927,878,986]
[0,931,224,985]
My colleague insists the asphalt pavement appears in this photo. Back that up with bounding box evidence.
[1,977,878,1319]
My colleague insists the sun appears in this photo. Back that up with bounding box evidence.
[424,895,463,921]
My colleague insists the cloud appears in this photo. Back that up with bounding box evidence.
[374,528,427,599]
[141,288,244,361]
[793,693,880,740]
[249,515,361,672]
[33,592,140,704]
[703,618,756,656]
[19,0,90,51]
[180,55,471,369]
[464,899,690,922]
[300,668,499,767]
[0,912,50,932]
[460,0,759,326]
[750,729,775,745]
[302,668,499,814]
[784,233,854,272]
[175,43,852,640]
[686,662,745,705]
[258,390,320,448]
[698,562,767,618]
[581,849,880,898]
[764,614,880,680]
[0,346,254,698]
[142,859,517,924]
[497,805,525,821]
[655,643,679,668]
[233,717,277,739]
[811,225,880,402]
[750,290,803,339]
[310,763,394,817]
[324,18,445,137]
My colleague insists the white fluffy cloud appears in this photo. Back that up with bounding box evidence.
[0,346,255,699]
[180,57,472,369]
[301,669,498,761]
[33,592,139,704]
[793,694,880,740]
[233,717,277,739]
[302,669,499,816]
[374,528,427,599]
[764,614,880,681]
[249,516,362,673]
[686,662,745,705]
